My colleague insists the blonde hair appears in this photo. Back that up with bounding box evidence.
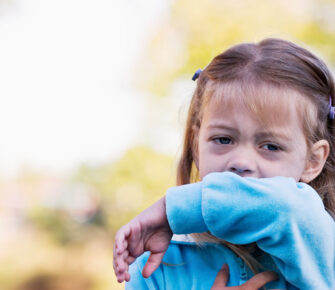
[176,38,335,273]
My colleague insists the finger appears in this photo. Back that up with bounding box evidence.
[116,264,130,284]
[114,249,130,283]
[115,267,124,283]
[126,256,136,265]
[125,271,131,282]
[117,250,130,272]
[117,266,130,283]
[117,272,126,283]
[211,264,229,289]
[113,251,122,275]
[142,252,165,278]
[243,271,278,289]
[123,239,128,250]
[115,253,136,277]
[115,226,131,254]
[127,222,141,254]
[116,225,131,252]
[113,242,121,268]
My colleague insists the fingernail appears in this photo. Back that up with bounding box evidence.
[222,264,228,270]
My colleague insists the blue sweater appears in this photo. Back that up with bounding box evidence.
[126,172,335,289]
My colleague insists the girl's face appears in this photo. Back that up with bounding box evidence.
[197,93,309,181]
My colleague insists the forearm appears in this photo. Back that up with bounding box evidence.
[166,172,335,289]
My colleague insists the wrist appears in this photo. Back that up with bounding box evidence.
[138,196,171,232]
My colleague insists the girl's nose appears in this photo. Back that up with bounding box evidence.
[227,148,256,176]
[229,166,253,175]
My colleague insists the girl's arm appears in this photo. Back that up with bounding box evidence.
[114,172,334,288]
[166,172,335,289]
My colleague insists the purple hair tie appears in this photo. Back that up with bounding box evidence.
[328,96,335,120]
[192,69,202,81]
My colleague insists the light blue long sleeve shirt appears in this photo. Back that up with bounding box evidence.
[126,172,335,289]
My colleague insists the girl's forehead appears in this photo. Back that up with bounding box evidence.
[204,81,307,127]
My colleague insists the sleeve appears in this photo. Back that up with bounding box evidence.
[126,253,151,290]
[126,261,149,290]
[166,172,335,290]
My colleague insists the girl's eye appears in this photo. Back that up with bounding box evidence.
[214,137,232,145]
[263,144,280,151]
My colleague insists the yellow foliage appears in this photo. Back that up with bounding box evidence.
[135,0,335,96]
[71,146,175,233]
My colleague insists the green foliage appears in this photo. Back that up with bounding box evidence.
[136,0,335,96]
[14,272,93,290]
[25,146,174,245]
[28,207,103,245]
[71,146,175,234]
[28,208,73,245]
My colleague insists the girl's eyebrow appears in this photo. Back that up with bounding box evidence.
[206,123,292,141]
[206,123,239,134]
[255,131,292,142]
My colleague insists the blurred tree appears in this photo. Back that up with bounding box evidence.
[135,0,335,96]
[15,272,93,290]
[26,146,174,245]
[71,145,175,234]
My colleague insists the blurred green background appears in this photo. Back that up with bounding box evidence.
[1,0,335,289]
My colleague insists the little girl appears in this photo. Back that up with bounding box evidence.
[113,38,335,289]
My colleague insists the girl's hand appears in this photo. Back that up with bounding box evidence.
[113,197,173,283]
[211,264,280,290]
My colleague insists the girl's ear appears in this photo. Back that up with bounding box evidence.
[300,140,330,183]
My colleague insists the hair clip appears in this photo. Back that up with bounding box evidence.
[192,69,202,81]
[328,96,335,120]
